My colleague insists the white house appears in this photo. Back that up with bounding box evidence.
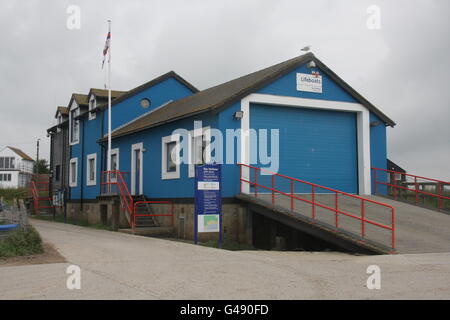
[0,146,34,189]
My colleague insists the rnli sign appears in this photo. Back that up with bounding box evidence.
[296,72,323,93]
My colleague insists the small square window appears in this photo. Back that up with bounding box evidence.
[162,135,180,180]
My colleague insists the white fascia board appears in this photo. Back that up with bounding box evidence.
[240,93,371,195]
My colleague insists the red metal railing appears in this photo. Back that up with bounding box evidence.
[101,171,134,228]
[30,181,39,215]
[29,177,54,215]
[133,201,174,233]
[372,167,450,211]
[239,164,396,251]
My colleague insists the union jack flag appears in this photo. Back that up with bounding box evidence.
[102,31,111,69]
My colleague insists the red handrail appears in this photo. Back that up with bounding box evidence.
[30,181,39,215]
[372,167,450,211]
[133,201,174,233]
[101,171,134,228]
[238,163,396,251]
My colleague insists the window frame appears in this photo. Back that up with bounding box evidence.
[69,101,80,146]
[88,95,96,120]
[161,134,180,180]
[69,158,78,187]
[86,153,97,186]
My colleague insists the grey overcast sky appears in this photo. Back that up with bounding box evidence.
[0,0,449,179]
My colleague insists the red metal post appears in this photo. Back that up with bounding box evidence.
[290,180,294,212]
[254,167,258,198]
[311,185,315,220]
[239,165,242,193]
[393,173,397,201]
[361,199,365,238]
[171,202,175,227]
[271,174,275,205]
[391,207,395,250]
[374,169,378,195]
[415,176,419,205]
[335,193,339,229]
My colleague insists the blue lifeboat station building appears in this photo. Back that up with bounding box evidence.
[50,52,395,251]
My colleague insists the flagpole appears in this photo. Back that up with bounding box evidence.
[107,20,112,173]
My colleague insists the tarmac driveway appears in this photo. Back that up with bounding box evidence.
[1,219,450,299]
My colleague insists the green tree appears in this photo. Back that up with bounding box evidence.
[34,159,50,174]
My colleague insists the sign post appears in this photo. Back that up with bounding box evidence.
[194,164,222,248]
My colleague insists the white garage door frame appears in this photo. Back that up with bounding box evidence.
[240,93,371,195]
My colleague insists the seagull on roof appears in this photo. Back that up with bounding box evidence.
[301,45,311,53]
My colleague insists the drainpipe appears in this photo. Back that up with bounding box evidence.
[99,108,105,195]
[80,119,85,211]
[49,132,54,219]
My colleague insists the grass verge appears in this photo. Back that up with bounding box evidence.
[31,214,112,231]
[0,226,44,257]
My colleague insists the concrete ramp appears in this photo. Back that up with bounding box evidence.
[237,193,450,255]
[371,196,450,254]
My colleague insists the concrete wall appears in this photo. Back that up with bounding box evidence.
[66,199,253,246]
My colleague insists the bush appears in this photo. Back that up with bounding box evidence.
[0,226,44,257]
[0,188,28,201]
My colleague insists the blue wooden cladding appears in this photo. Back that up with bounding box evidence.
[67,58,391,201]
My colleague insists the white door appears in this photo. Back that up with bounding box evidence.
[131,143,143,195]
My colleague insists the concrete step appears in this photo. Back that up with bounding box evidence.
[119,227,174,236]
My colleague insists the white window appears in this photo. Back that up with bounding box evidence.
[86,153,97,186]
[188,127,211,178]
[110,148,119,171]
[162,134,180,180]
[88,95,96,120]
[0,157,15,170]
[1,174,11,182]
[110,148,119,182]
[57,113,62,133]
[69,101,80,145]
[69,158,78,187]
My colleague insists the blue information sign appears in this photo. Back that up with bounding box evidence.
[194,164,222,247]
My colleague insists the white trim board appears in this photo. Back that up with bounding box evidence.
[240,93,371,195]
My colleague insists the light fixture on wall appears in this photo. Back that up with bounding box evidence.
[308,60,317,68]
[370,121,381,127]
[234,111,244,120]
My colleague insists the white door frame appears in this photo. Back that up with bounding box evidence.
[131,142,144,195]
[240,93,371,195]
